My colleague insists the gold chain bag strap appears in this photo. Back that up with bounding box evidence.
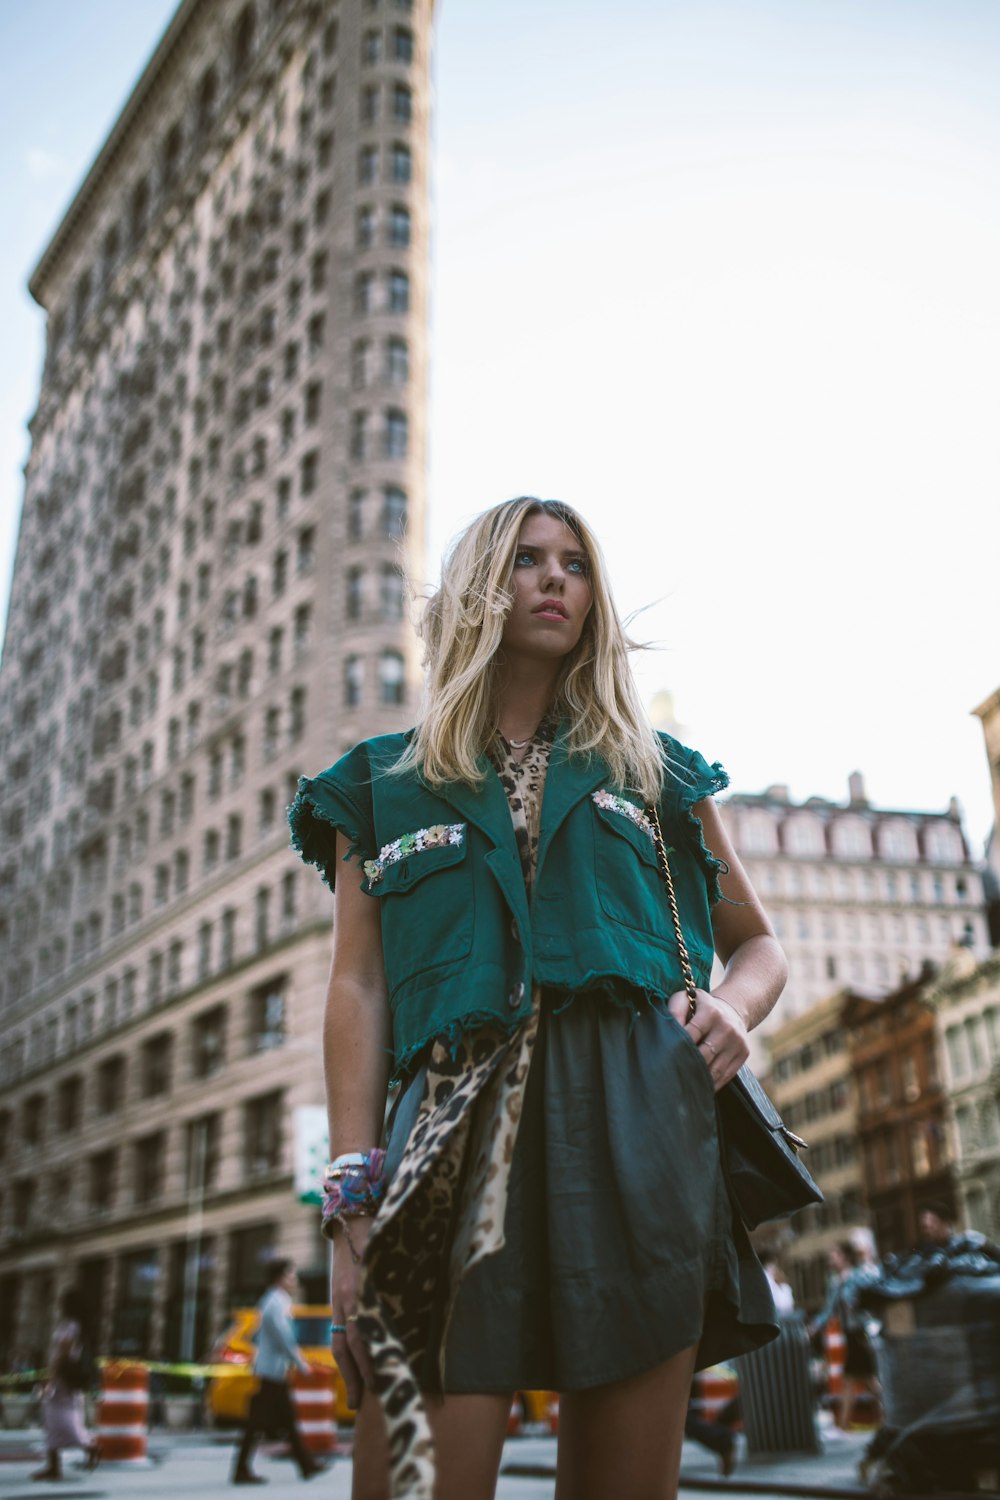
[646,804,823,1229]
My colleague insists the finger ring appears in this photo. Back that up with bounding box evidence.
[346,1314,359,1324]
[331,1324,346,1334]
[704,1040,716,1055]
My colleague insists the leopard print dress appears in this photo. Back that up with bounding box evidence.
[354,727,552,1499]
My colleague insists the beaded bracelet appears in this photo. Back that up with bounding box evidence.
[321,1149,387,1227]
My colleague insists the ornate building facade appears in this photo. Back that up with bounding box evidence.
[0,0,433,1364]
[718,772,990,1065]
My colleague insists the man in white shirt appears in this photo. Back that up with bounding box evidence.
[231,1260,323,1485]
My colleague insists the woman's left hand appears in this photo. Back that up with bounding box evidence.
[667,987,749,1091]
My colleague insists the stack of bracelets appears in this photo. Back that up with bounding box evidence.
[321,1150,387,1263]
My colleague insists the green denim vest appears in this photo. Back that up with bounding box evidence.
[289,728,729,1077]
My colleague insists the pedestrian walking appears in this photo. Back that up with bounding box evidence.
[760,1250,796,1316]
[810,1240,882,1431]
[230,1260,323,1485]
[32,1288,99,1482]
[290,495,786,1500]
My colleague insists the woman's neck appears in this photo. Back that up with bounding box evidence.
[495,656,560,744]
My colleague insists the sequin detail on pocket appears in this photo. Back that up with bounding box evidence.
[591,790,657,847]
[363,823,465,887]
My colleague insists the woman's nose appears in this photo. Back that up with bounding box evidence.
[540,558,566,591]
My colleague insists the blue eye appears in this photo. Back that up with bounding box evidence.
[567,558,587,575]
[513,550,536,567]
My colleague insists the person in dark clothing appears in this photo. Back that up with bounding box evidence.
[231,1260,323,1486]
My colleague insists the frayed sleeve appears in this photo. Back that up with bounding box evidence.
[662,738,731,907]
[287,746,377,893]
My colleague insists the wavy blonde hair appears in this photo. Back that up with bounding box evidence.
[393,496,667,801]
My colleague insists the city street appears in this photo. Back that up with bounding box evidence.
[0,1426,874,1499]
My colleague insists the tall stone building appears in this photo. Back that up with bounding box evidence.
[0,0,433,1364]
[718,772,990,1063]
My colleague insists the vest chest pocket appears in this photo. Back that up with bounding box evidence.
[591,793,667,937]
[365,827,473,989]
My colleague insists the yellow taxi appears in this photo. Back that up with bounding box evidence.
[207,1304,353,1426]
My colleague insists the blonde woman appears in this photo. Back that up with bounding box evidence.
[289,497,786,1500]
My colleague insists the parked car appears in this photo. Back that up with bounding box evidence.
[207,1305,352,1426]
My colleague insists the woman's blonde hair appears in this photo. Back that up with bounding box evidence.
[393,496,667,801]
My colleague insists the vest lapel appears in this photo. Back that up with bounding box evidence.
[534,728,608,889]
[430,757,519,862]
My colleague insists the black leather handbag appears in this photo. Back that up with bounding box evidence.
[648,807,824,1229]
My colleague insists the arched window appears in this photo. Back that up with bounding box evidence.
[162,121,184,190]
[830,816,872,860]
[232,5,256,80]
[344,656,363,708]
[388,204,410,248]
[197,67,218,135]
[379,650,405,706]
[380,564,405,621]
[878,819,918,862]
[383,408,408,458]
[390,143,411,184]
[385,337,408,384]
[782,814,825,857]
[382,486,407,539]
[923,822,963,865]
[388,270,409,312]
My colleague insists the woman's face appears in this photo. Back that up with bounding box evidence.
[500,511,594,665]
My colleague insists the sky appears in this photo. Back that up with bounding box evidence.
[2,0,999,852]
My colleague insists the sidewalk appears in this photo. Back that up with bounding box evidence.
[0,1423,873,1499]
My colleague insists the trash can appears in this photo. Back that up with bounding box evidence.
[736,1313,820,1454]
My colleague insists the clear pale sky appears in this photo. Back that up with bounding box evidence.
[2,1,998,850]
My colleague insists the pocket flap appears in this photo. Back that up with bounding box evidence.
[592,791,660,870]
[365,824,467,894]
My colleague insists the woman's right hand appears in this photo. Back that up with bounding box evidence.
[330,1219,377,1410]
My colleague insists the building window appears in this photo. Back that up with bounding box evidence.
[358,144,377,185]
[385,337,408,384]
[197,920,213,980]
[90,1148,117,1213]
[250,978,286,1052]
[186,1112,221,1193]
[388,204,410,248]
[363,28,382,64]
[281,872,297,930]
[345,655,363,708]
[383,485,407,538]
[379,649,405,706]
[350,411,368,461]
[244,1091,283,1178]
[134,1132,167,1205]
[140,1033,173,1098]
[352,339,371,389]
[304,381,322,425]
[297,527,316,575]
[390,143,411,184]
[361,84,378,125]
[264,707,280,760]
[388,269,409,312]
[203,828,220,873]
[393,26,413,62]
[380,564,405,621]
[56,1076,83,1134]
[268,626,284,675]
[293,604,311,658]
[357,205,375,249]
[289,686,306,741]
[355,270,375,314]
[349,490,366,538]
[255,887,270,952]
[384,408,408,458]
[191,1005,227,1079]
[226,814,243,861]
[346,566,364,621]
[301,449,319,496]
[220,907,236,969]
[273,550,288,596]
[392,82,413,123]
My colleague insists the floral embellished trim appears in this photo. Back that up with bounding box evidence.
[592,790,658,846]
[363,823,465,887]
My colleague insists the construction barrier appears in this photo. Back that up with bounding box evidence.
[290,1367,337,1458]
[546,1393,560,1436]
[96,1363,153,1466]
[507,1394,524,1436]
[824,1317,845,1400]
[690,1363,740,1424]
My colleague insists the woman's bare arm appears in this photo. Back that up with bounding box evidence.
[325,830,392,1406]
[324,832,392,1153]
[667,797,788,1088]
